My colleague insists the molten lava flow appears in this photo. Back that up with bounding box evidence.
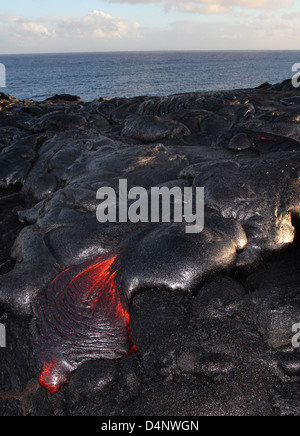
[35,253,137,394]
[39,360,61,395]
[260,136,278,142]
[66,254,130,325]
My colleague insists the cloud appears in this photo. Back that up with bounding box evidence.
[135,16,300,50]
[0,14,50,37]
[108,0,292,14]
[0,5,298,53]
[41,10,134,38]
[0,10,140,53]
[283,10,300,20]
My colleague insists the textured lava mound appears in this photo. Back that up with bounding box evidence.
[31,253,134,394]
[2,81,300,415]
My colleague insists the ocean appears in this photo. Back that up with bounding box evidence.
[0,51,299,102]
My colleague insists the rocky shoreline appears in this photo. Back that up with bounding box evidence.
[0,79,300,416]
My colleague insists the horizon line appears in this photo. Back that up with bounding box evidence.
[1,49,300,57]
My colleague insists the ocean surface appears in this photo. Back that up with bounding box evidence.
[0,51,299,102]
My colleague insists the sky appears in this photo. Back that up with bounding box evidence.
[0,0,299,54]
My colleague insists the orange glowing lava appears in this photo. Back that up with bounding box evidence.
[260,136,278,142]
[37,253,136,394]
[71,254,130,324]
[39,360,61,394]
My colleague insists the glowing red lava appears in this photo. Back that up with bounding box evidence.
[39,360,61,395]
[260,136,278,142]
[35,253,136,394]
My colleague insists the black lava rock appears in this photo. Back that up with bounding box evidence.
[1,79,300,416]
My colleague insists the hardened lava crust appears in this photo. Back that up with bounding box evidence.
[1,80,300,416]
[31,252,135,395]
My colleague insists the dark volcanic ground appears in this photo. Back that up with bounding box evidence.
[1,80,300,416]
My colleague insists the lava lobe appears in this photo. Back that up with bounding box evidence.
[31,253,135,394]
